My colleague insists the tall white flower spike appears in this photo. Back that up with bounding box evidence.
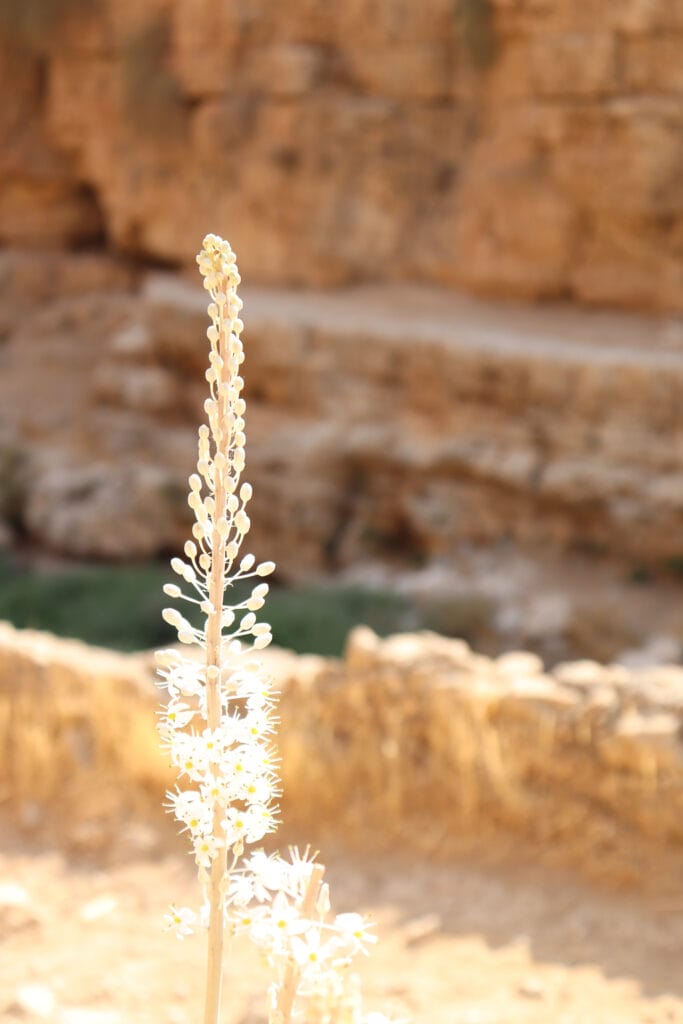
[157,235,405,1024]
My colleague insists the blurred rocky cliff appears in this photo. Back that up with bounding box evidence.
[1,0,683,309]
[2,254,683,580]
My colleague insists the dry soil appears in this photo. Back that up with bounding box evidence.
[1,824,682,1024]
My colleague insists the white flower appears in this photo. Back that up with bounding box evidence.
[225,873,255,908]
[333,913,378,956]
[193,834,222,869]
[164,904,196,939]
[170,791,212,836]
[269,892,310,937]
[160,699,195,729]
[291,927,332,971]
[246,851,291,900]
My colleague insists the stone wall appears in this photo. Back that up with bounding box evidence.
[2,621,682,886]
[1,0,683,311]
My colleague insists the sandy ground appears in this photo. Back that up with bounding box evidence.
[1,824,683,1024]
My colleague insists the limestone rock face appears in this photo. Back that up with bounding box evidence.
[1,268,682,582]
[2,621,683,885]
[1,0,683,310]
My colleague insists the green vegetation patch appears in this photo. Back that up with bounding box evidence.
[0,557,414,656]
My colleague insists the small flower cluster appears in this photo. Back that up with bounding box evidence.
[157,654,281,869]
[157,235,404,1024]
[226,850,391,1024]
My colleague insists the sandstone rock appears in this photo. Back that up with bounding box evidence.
[453,170,578,299]
[58,1012,124,1024]
[78,895,119,923]
[2,277,683,582]
[617,636,683,669]
[342,43,454,100]
[621,33,683,93]
[0,883,41,937]
[528,32,618,98]
[24,460,189,560]
[495,651,544,677]
[0,40,103,249]
[92,362,181,416]
[141,273,209,375]
[0,623,171,846]
[616,0,683,33]
[3,621,683,886]
[242,43,326,98]
[108,322,153,360]
[1,0,682,310]
[0,250,132,321]
[9,984,56,1019]
[344,625,382,671]
[517,977,546,1000]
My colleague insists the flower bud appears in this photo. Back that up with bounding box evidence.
[235,510,249,533]
[162,608,183,628]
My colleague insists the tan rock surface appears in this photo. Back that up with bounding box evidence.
[2,621,683,888]
[1,0,683,310]
[3,269,681,583]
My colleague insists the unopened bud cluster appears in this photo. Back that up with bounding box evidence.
[157,234,402,1024]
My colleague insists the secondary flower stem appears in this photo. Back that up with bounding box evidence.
[272,864,326,1024]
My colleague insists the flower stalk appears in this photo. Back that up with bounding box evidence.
[157,234,403,1024]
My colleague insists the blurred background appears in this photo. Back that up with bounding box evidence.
[0,0,682,664]
[1,5,683,1024]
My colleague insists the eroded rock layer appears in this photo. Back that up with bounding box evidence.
[1,0,683,310]
[1,260,682,582]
